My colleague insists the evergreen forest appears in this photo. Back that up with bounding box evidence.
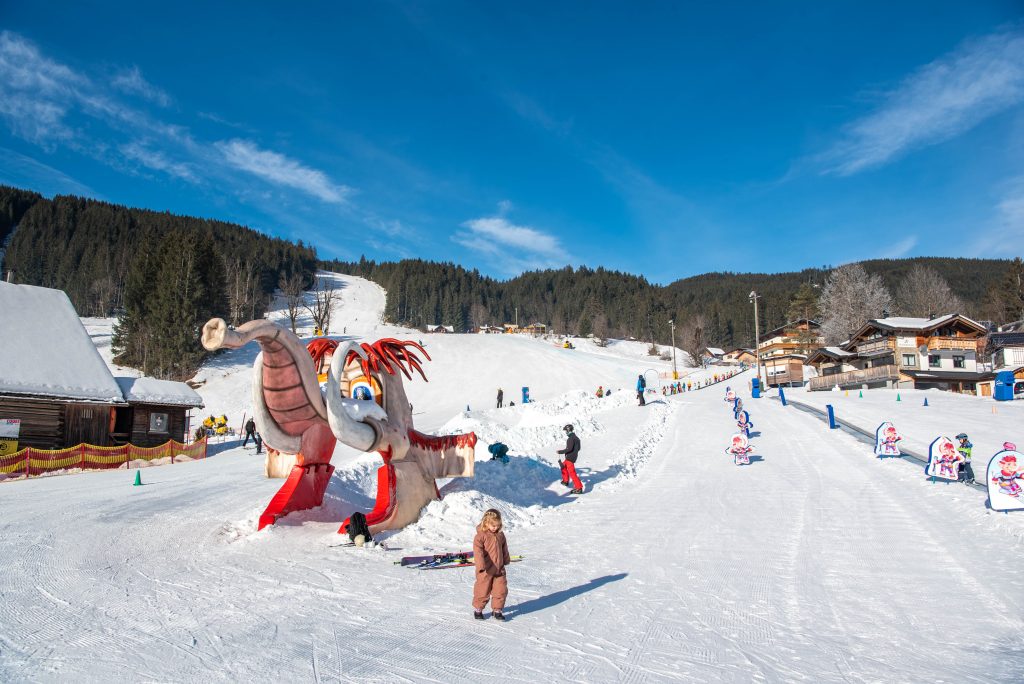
[2,184,1018,378]
[0,186,317,379]
[324,256,1014,351]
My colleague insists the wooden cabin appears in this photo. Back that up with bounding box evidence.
[0,283,203,450]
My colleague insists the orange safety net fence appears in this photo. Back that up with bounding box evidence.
[0,438,208,477]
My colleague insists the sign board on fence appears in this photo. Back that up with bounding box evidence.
[0,419,21,455]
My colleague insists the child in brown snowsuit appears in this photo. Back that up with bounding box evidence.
[472,508,511,621]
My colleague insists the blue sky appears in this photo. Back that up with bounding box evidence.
[1,2,1022,283]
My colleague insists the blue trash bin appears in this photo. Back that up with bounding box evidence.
[995,371,1015,401]
[751,377,761,399]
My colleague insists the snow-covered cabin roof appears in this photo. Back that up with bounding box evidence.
[705,347,725,357]
[0,283,126,403]
[867,314,985,332]
[869,314,956,330]
[115,377,204,408]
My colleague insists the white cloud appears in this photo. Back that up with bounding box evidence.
[120,141,197,182]
[823,28,1024,175]
[215,138,351,204]
[886,235,918,258]
[0,31,82,144]
[0,32,356,207]
[111,66,171,107]
[997,178,1024,230]
[454,209,566,273]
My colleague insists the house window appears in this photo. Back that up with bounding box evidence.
[953,355,965,368]
[902,354,917,367]
[929,354,941,368]
[149,412,169,433]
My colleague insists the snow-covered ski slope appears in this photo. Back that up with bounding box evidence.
[1,273,1022,682]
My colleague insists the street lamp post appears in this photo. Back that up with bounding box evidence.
[749,291,763,387]
[669,319,677,379]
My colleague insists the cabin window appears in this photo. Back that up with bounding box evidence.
[902,354,917,367]
[928,354,941,368]
[953,355,965,368]
[149,412,169,433]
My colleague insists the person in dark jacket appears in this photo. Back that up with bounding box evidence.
[242,417,257,447]
[496,388,504,409]
[557,424,583,493]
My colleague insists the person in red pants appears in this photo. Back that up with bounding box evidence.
[557,424,583,494]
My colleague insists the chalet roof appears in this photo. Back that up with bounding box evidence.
[763,318,821,339]
[868,314,985,333]
[705,347,725,356]
[0,283,126,403]
[724,348,755,356]
[806,346,855,364]
[115,377,204,408]
[988,332,1024,350]
[845,314,987,349]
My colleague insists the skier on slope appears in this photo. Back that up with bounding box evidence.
[472,508,511,621]
[242,417,257,447]
[636,374,646,406]
[956,433,975,484]
[496,388,503,408]
[557,424,584,494]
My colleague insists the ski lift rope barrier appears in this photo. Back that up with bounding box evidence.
[774,395,987,494]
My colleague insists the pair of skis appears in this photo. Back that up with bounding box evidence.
[395,552,525,570]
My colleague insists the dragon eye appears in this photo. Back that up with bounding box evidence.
[349,375,384,407]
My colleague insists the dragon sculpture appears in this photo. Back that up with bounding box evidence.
[201,319,476,534]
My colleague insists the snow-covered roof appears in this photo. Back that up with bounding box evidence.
[0,283,126,403]
[115,377,204,408]
[705,347,725,356]
[823,346,855,357]
[871,315,956,330]
[869,314,985,332]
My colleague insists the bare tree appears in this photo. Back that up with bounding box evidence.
[819,264,894,345]
[898,265,965,318]
[225,256,261,326]
[679,314,706,367]
[89,274,116,316]
[304,275,338,335]
[469,302,489,331]
[278,271,306,334]
[592,312,610,347]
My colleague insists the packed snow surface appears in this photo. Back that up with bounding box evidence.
[2,273,1022,682]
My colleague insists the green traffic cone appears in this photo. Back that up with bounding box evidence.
[896,393,901,402]
[858,390,863,398]
[133,470,142,486]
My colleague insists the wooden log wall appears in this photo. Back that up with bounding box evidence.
[65,404,113,447]
[0,398,64,449]
[129,405,189,447]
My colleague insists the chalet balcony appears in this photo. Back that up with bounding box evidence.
[809,364,900,391]
[855,338,891,355]
[927,337,977,352]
